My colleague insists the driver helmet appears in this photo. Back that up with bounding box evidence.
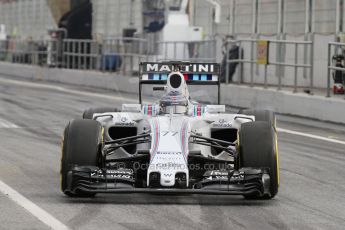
[159,91,188,114]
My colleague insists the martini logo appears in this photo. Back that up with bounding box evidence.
[143,63,219,73]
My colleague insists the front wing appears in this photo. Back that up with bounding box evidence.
[64,166,271,196]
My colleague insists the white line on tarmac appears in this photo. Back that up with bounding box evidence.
[277,128,345,145]
[0,118,18,128]
[0,180,69,230]
[1,77,345,145]
[0,77,138,103]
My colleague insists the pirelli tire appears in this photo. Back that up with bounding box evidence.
[83,107,119,119]
[61,119,104,197]
[238,121,279,199]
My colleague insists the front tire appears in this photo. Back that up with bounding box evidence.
[238,121,279,199]
[60,119,103,197]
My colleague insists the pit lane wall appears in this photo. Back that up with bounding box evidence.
[1,62,345,124]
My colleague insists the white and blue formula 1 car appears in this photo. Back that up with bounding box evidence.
[61,62,279,199]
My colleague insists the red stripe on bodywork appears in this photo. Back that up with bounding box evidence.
[197,104,201,116]
[148,105,152,116]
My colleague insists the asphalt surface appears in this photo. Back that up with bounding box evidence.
[0,75,345,230]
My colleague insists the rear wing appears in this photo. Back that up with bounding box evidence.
[138,62,221,104]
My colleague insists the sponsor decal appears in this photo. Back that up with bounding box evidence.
[156,151,182,155]
[213,119,232,128]
[142,63,219,74]
[210,171,228,176]
[152,162,186,170]
[204,170,244,181]
[106,169,133,174]
[213,123,232,128]
[114,122,135,126]
[115,117,135,126]
[107,174,133,179]
[106,169,134,180]
[90,169,103,177]
[219,118,226,124]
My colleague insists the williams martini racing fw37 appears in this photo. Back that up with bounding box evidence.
[61,62,280,199]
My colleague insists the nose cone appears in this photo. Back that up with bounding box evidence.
[160,172,175,186]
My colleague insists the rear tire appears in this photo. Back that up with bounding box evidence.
[83,107,119,119]
[60,119,103,197]
[238,121,279,199]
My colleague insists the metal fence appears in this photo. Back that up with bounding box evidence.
[61,38,150,74]
[101,38,150,73]
[155,40,217,62]
[0,38,217,75]
[224,38,314,93]
[0,39,57,66]
[4,37,345,99]
[62,39,99,70]
[327,42,345,98]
